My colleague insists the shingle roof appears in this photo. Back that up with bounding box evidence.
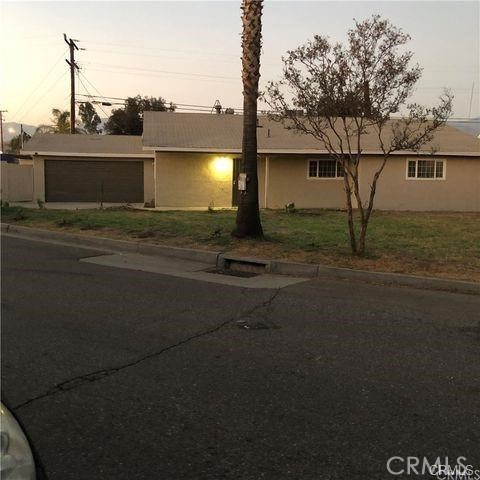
[143,112,480,156]
[22,134,149,157]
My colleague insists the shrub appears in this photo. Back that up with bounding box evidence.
[285,202,296,214]
[55,217,74,227]
[12,208,27,221]
[135,228,155,238]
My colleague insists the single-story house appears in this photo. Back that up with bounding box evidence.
[22,135,154,205]
[143,112,480,212]
[21,112,479,211]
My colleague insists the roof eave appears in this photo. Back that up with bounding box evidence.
[143,146,480,157]
[22,151,154,158]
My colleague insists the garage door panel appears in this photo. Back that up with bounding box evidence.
[45,160,144,203]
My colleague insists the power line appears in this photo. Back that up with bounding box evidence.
[26,70,69,122]
[76,94,126,101]
[77,73,112,119]
[75,39,478,89]
[84,48,243,66]
[75,95,245,112]
[83,67,239,85]
[80,40,239,59]
[77,71,127,133]
[446,119,480,123]
[76,96,244,114]
[81,62,239,80]
[76,92,480,120]
[77,71,113,107]
[75,93,480,120]
[77,74,117,131]
[11,51,67,121]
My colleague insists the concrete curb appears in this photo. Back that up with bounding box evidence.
[270,260,319,278]
[1,224,221,265]
[2,223,478,294]
[315,265,480,295]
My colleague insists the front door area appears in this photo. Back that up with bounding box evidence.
[231,158,242,206]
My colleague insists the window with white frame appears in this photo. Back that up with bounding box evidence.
[308,159,344,178]
[407,159,445,179]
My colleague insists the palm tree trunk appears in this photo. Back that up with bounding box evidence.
[232,0,264,238]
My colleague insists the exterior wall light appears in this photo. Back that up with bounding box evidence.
[211,157,232,180]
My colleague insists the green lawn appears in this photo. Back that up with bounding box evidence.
[2,205,479,281]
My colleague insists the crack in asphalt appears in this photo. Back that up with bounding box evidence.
[7,267,95,277]
[13,288,281,411]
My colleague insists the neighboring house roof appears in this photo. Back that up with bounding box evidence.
[1,153,19,163]
[447,118,480,137]
[143,112,480,156]
[22,134,152,158]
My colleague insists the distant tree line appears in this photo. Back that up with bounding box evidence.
[32,95,173,138]
[7,95,172,152]
[8,131,32,153]
[104,96,174,135]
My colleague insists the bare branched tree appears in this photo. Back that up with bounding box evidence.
[263,15,453,256]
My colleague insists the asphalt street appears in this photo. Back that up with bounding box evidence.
[1,235,479,480]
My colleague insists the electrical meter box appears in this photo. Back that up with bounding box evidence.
[238,173,247,191]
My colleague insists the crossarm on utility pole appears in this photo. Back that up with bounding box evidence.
[64,34,79,134]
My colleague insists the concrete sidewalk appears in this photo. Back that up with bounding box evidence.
[2,223,479,295]
[81,252,308,289]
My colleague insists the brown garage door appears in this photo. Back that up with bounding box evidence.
[45,160,144,203]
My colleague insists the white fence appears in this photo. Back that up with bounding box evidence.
[1,163,34,202]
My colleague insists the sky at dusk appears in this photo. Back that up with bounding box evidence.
[1,1,478,126]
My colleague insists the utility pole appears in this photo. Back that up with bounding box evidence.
[0,109,7,153]
[64,33,79,134]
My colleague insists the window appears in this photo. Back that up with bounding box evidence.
[407,159,445,179]
[308,159,344,178]
[435,161,444,178]
[417,160,435,178]
[318,160,337,177]
[407,160,416,178]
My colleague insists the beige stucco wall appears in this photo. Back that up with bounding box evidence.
[265,155,347,209]
[1,163,34,201]
[19,159,33,166]
[33,157,45,202]
[257,156,266,209]
[108,150,479,212]
[359,156,480,211]
[143,159,155,205]
[264,154,479,211]
[33,155,154,204]
[154,152,268,209]
[156,152,234,208]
